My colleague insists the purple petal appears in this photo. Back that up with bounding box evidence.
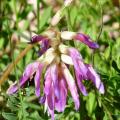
[7,82,18,94]
[68,48,88,95]
[39,95,46,104]
[31,35,50,56]
[50,64,60,100]
[19,62,40,85]
[47,86,54,110]
[44,96,55,120]
[44,67,52,95]
[51,110,55,120]
[31,35,48,43]
[48,108,55,120]
[7,62,40,94]
[55,78,67,112]
[86,64,104,94]
[7,73,30,94]
[39,39,50,56]
[34,63,44,97]
[87,64,101,89]
[69,48,88,78]
[75,71,88,96]
[99,82,105,94]
[62,63,80,110]
[45,67,55,110]
[74,33,99,49]
[78,60,88,78]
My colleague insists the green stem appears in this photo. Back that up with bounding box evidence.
[97,1,103,41]
[37,0,40,32]
[66,7,75,47]
[66,7,72,31]
[13,0,18,28]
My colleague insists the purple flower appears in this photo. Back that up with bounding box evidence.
[74,33,99,49]
[30,35,50,56]
[39,39,50,56]
[30,35,48,44]
[7,30,104,120]
[68,48,104,94]
[41,63,79,120]
[61,31,99,49]
[43,65,68,119]
[7,62,44,97]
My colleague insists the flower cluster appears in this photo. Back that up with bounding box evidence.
[7,29,104,120]
[7,1,104,120]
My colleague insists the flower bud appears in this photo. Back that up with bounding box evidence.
[64,0,73,7]
[51,10,61,26]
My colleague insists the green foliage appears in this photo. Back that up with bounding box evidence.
[86,92,97,117]
[2,112,17,120]
[39,7,52,31]
[0,0,120,120]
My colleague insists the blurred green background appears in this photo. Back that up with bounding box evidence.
[0,0,120,120]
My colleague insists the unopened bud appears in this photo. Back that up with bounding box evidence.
[64,0,73,7]
[51,10,61,26]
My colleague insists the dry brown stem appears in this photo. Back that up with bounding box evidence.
[0,44,34,85]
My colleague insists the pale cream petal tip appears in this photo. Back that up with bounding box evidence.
[61,31,76,40]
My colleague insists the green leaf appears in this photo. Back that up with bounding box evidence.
[70,6,77,27]
[24,102,41,110]
[18,105,29,120]
[0,38,4,49]
[25,49,33,64]
[86,92,97,116]
[29,111,44,120]
[104,46,110,60]
[2,112,17,120]
[7,96,19,112]
[39,7,52,30]
[103,112,108,120]
[18,5,33,20]
[112,60,120,73]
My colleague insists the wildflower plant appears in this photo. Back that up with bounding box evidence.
[6,0,105,120]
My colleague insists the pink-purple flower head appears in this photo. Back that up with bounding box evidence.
[7,29,104,120]
[7,0,103,119]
